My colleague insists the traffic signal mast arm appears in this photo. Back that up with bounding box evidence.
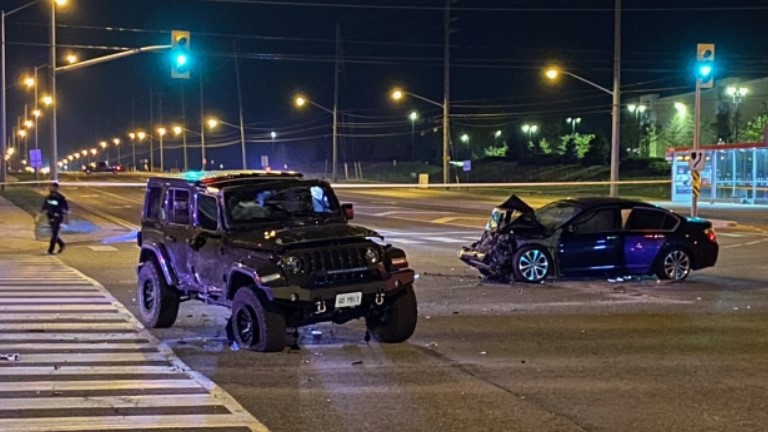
[55,44,171,73]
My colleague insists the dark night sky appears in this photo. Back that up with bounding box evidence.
[5,0,768,169]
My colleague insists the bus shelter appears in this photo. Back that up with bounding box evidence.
[668,142,768,204]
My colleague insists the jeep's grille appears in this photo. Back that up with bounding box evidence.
[301,247,369,272]
[295,245,379,288]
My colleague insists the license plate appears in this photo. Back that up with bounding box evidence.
[335,292,362,308]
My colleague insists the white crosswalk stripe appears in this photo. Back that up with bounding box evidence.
[0,254,269,432]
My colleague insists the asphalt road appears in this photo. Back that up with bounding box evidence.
[44,174,768,431]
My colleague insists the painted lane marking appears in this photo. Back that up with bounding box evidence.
[422,236,469,243]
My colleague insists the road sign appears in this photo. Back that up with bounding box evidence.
[689,150,705,171]
[692,170,701,198]
[29,149,43,169]
[463,160,472,172]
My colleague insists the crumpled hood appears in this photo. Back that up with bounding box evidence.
[229,223,381,249]
[497,194,535,215]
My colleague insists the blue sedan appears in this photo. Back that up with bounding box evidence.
[459,195,719,283]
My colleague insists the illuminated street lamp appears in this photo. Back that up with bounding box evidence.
[23,76,35,88]
[674,102,687,116]
[545,66,620,196]
[99,140,108,162]
[294,94,339,181]
[65,53,78,64]
[112,138,121,165]
[24,119,33,129]
[390,87,450,184]
[522,124,539,142]
[156,127,167,172]
[460,133,469,143]
[566,117,582,134]
[726,86,748,104]
[409,111,419,160]
[41,95,53,106]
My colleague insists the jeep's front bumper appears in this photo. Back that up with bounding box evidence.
[262,268,415,304]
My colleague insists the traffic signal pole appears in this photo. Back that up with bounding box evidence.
[692,82,702,218]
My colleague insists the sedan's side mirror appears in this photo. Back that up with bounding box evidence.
[341,203,354,220]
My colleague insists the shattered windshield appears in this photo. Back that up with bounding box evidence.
[534,201,583,231]
[224,181,340,226]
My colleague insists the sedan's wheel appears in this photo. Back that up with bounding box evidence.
[657,248,691,281]
[512,246,550,283]
[137,261,179,328]
[230,287,286,352]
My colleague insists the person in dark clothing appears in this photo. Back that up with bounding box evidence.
[39,182,69,255]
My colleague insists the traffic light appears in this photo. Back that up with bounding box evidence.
[695,43,715,88]
[171,30,191,79]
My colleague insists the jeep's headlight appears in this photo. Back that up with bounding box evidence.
[282,256,303,274]
[365,246,380,264]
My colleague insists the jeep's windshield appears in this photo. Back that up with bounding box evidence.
[224,181,341,226]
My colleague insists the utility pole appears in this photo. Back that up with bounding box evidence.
[1,11,7,190]
[332,24,341,182]
[609,0,622,197]
[234,42,247,170]
[199,62,206,170]
[181,85,188,171]
[50,4,58,181]
[442,0,451,185]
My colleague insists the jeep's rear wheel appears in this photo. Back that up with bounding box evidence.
[231,287,286,352]
[367,284,417,343]
[137,261,179,328]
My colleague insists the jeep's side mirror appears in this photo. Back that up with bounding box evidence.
[341,203,354,220]
[188,232,207,251]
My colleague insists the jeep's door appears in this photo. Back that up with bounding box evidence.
[191,193,226,294]
[163,188,194,285]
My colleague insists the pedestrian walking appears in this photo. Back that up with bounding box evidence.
[39,182,69,255]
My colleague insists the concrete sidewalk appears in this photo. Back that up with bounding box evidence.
[0,195,40,253]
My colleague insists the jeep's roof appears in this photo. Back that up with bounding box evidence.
[148,171,305,189]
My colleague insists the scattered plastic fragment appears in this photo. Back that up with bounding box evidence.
[351,360,363,365]
[0,353,19,361]
[426,342,438,348]
[480,351,487,355]
[311,330,323,339]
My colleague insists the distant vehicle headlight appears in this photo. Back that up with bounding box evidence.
[365,246,380,264]
[282,256,303,274]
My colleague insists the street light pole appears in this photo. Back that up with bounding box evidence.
[1,10,6,190]
[234,43,247,170]
[442,0,451,185]
[610,0,622,197]
[50,1,59,181]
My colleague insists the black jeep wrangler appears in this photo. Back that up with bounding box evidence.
[137,172,417,352]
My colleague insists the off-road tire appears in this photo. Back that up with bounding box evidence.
[230,286,286,352]
[137,261,180,328]
[368,284,417,343]
[511,246,551,283]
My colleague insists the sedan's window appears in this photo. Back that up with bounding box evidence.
[572,209,620,234]
[625,208,669,231]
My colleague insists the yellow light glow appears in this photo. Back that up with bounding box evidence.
[137,132,147,140]
[99,141,107,148]
[24,120,33,129]
[90,148,97,155]
[157,127,167,137]
[545,68,559,80]
[294,96,307,108]
[18,130,27,138]
[66,54,78,65]
[206,118,219,129]
[42,95,54,106]
[54,0,68,6]
[81,150,88,156]
[173,126,183,136]
[128,132,136,140]
[32,109,41,118]
[23,77,35,88]
[390,89,404,101]
[112,138,120,145]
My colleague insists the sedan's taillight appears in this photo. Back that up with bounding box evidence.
[704,228,717,243]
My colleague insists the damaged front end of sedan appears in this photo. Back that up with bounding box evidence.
[459,194,551,281]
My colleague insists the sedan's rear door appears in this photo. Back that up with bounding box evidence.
[622,207,680,274]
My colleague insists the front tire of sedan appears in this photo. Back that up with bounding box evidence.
[137,261,180,328]
[512,246,551,283]
[656,248,691,281]
[230,287,286,352]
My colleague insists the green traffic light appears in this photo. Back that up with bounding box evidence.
[176,54,188,67]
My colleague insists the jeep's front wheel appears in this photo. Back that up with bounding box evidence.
[367,284,418,343]
[137,261,179,328]
[230,287,286,352]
